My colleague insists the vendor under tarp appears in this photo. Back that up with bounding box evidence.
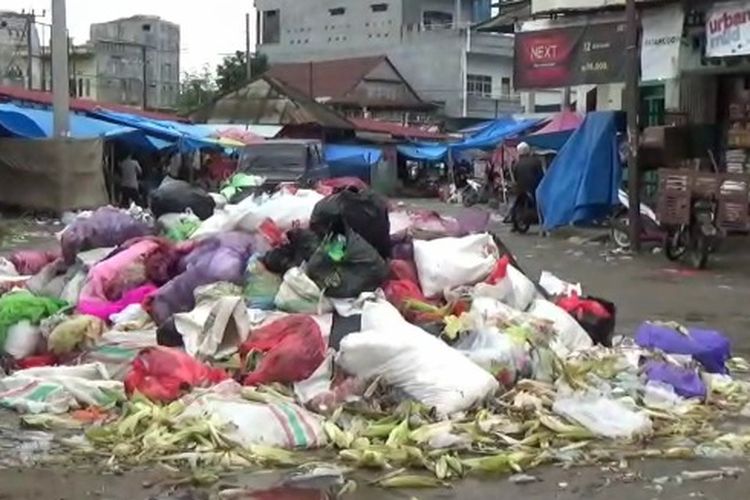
[536,111,623,231]
[524,111,584,151]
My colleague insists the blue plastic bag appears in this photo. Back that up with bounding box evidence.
[635,322,731,374]
[643,361,706,400]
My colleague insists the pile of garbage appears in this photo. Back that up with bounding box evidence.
[0,179,749,490]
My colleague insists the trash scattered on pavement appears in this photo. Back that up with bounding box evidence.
[0,187,748,492]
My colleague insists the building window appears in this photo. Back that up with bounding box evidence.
[467,74,492,97]
[85,78,91,97]
[501,77,511,97]
[78,78,84,97]
[423,10,453,29]
[261,10,280,44]
[371,3,388,12]
[329,7,346,16]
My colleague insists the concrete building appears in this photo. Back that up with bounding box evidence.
[0,11,41,90]
[254,0,521,124]
[89,15,180,110]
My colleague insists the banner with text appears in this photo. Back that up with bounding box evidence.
[707,1,750,57]
[641,4,685,81]
[514,22,627,89]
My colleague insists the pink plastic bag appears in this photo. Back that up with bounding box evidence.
[10,250,60,276]
[79,239,161,303]
[77,285,157,321]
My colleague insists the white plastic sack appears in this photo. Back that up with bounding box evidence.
[236,189,324,232]
[527,299,592,358]
[502,265,538,311]
[456,327,531,384]
[553,393,653,439]
[76,329,157,381]
[275,267,333,314]
[413,233,499,299]
[109,304,152,331]
[180,380,326,449]
[0,257,19,277]
[0,363,125,414]
[174,295,251,360]
[4,320,42,360]
[539,271,582,298]
[338,301,499,417]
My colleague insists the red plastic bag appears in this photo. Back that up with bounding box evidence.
[383,279,426,310]
[485,255,511,285]
[315,177,368,196]
[557,295,612,320]
[240,316,326,386]
[124,347,228,402]
[10,250,60,276]
[389,259,420,284]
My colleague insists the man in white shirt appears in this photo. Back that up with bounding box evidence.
[119,154,143,206]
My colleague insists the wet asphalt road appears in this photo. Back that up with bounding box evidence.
[1,201,750,499]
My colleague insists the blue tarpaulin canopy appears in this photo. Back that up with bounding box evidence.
[451,118,541,151]
[0,103,168,151]
[396,118,542,162]
[89,109,226,152]
[324,144,383,179]
[536,111,623,230]
[397,144,448,162]
[524,111,584,151]
[325,144,382,168]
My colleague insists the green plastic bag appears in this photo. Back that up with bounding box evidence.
[0,291,68,348]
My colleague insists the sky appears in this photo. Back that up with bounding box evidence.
[4,0,254,75]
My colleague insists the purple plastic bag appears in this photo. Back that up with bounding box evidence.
[149,232,254,325]
[61,207,153,265]
[635,322,731,374]
[644,361,706,400]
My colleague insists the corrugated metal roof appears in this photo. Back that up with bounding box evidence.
[190,75,353,129]
[0,85,186,122]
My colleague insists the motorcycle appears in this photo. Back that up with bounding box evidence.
[610,189,668,250]
[511,191,539,234]
[461,179,499,208]
[663,197,720,270]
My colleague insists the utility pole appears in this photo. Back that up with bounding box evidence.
[454,0,461,28]
[245,13,252,81]
[142,45,148,110]
[51,0,69,136]
[625,0,641,252]
[24,11,35,90]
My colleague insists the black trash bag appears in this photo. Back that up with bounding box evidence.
[307,228,389,299]
[149,178,216,220]
[329,313,361,351]
[310,187,391,259]
[261,229,320,275]
[576,296,617,347]
[156,317,183,348]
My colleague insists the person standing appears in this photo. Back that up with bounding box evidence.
[119,154,143,207]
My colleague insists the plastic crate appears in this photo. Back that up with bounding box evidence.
[718,174,750,231]
[658,169,692,225]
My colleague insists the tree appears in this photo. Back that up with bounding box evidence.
[177,65,217,115]
[216,51,268,94]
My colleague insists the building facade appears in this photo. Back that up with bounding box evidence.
[254,0,521,122]
[89,15,180,110]
[0,11,41,90]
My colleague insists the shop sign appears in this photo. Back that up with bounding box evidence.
[706,1,750,57]
[641,4,685,81]
[513,22,626,89]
